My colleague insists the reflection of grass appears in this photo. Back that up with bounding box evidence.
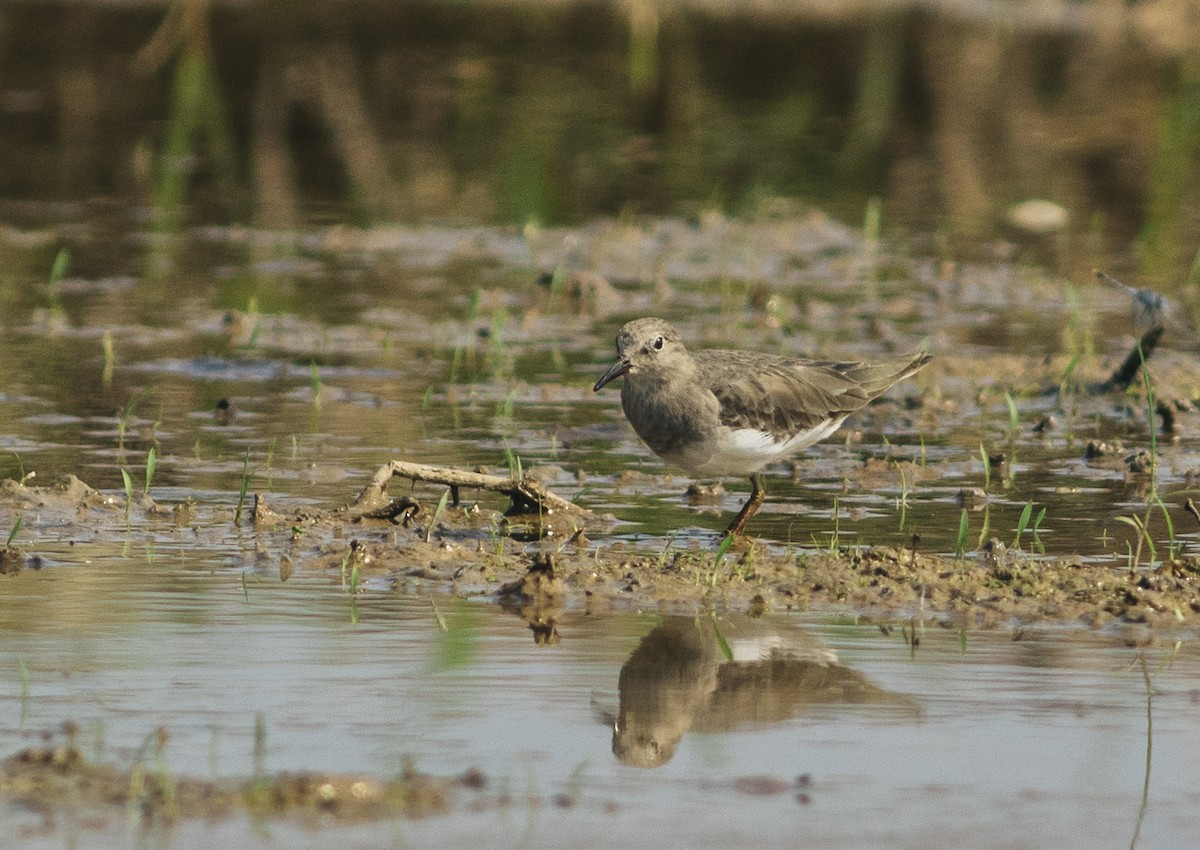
[432,601,481,671]
[43,248,69,329]
[117,398,136,453]
[309,362,321,408]
[128,727,178,822]
[18,660,30,726]
[430,597,448,632]
[253,713,267,780]
[1140,67,1200,283]
[151,30,239,237]
[102,331,115,387]
[234,449,251,525]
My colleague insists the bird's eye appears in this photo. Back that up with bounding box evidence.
[653,336,664,350]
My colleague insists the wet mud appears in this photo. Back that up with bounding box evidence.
[2,725,482,827]
[4,210,1200,832]
[4,432,1200,641]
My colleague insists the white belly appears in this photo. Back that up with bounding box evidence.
[676,416,847,477]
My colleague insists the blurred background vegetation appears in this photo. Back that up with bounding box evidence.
[4,0,1200,286]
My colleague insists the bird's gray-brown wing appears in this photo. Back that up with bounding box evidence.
[694,350,929,442]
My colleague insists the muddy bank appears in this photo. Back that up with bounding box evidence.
[1,726,485,827]
[4,458,1200,639]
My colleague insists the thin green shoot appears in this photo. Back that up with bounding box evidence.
[503,443,523,481]
[1032,506,1047,553]
[1013,500,1034,549]
[896,461,909,532]
[863,195,882,245]
[426,489,450,544]
[827,497,841,552]
[49,248,69,285]
[1058,352,1081,403]
[143,447,156,496]
[234,449,250,524]
[975,504,992,549]
[1153,496,1178,560]
[121,469,133,520]
[1116,513,1156,572]
[546,263,568,307]
[1188,244,1200,289]
[713,532,735,574]
[657,528,676,566]
[954,509,969,560]
[896,462,909,509]
[346,556,361,625]
[5,516,22,548]
[1004,392,1019,439]
[980,444,991,489]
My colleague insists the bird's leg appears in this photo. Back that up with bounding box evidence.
[725,473,766,536]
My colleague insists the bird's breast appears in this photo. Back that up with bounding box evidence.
[620,378,718,466]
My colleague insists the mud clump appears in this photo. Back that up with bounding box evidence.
[1,734,486,826]
[5,462,1200,633]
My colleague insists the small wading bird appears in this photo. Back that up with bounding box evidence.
[593,318,931,536]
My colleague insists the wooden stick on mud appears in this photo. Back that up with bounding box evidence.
[354,460,590,519]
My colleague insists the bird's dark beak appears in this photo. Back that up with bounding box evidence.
[593,357,631,392]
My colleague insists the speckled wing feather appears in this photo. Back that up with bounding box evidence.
[695,350,929,442]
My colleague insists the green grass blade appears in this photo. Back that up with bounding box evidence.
[144,447,156,496]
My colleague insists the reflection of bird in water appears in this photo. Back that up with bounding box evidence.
[611,616,918,768]
[1096,271,1171,335]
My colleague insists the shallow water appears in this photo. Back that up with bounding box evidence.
[5,3,1200,844]
[4,555,1198,848]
